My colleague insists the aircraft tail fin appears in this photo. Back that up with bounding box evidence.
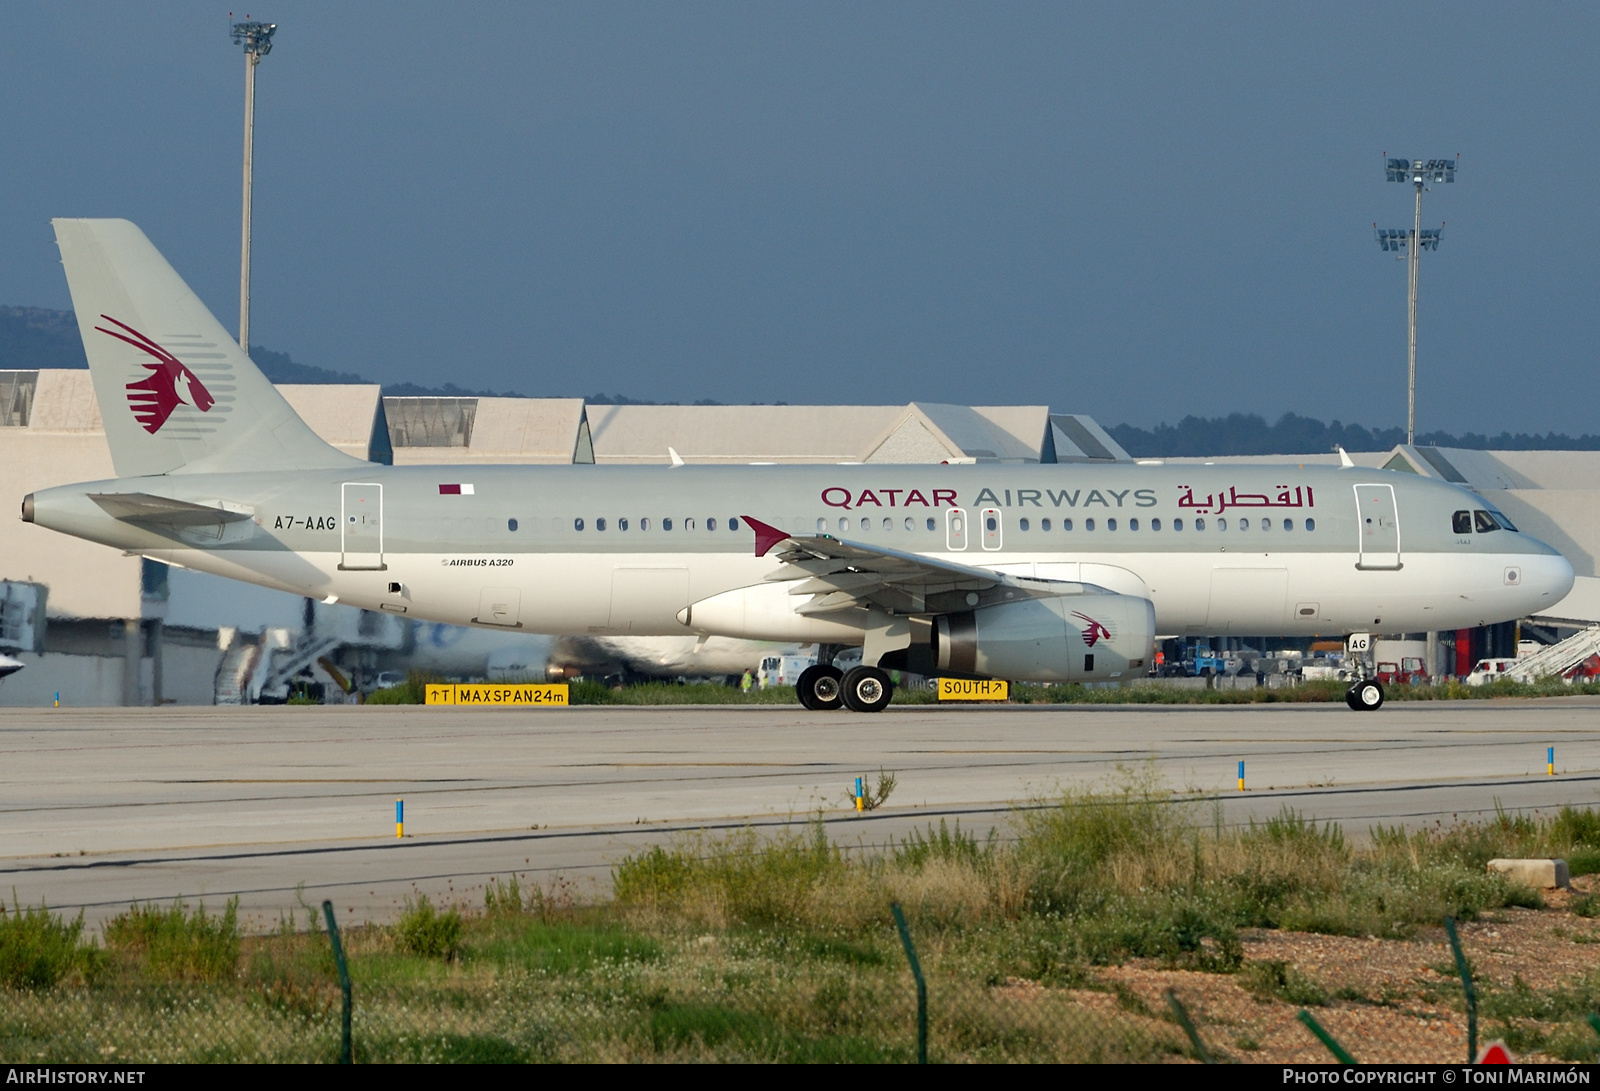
[51,218,360,478]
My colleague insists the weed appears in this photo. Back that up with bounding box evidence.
[892,819,990,871]
[395,896,464,960]
[1240,959,1328,1006]
[844,769,897,812]
[0,898,98,989]
[104,899,240,983]
[613,820,844,928]
[1110,981,1153,1017]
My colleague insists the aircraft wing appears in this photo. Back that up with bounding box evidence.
[742,515,1109,617]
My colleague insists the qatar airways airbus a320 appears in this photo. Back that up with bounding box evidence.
[22,220,1574,712]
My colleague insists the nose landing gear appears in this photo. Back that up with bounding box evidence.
[1346,678,1384,711]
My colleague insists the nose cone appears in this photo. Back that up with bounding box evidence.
[1524,549,1576,607]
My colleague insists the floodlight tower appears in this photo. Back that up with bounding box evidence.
[1376,155,1457,446]
[230,18,277,352]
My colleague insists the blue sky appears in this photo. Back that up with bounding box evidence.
[1,4,1595,431]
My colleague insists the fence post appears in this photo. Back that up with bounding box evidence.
[1164,989,1215,1063]
[1444,916,1477,1063]
[890,903,927,1064]
[1297,1010,1358,1064]
[323,899,353,1064]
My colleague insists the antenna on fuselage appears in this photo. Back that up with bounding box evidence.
[1335,445,1355,468]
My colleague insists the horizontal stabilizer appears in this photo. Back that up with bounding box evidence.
[89,492,253,527]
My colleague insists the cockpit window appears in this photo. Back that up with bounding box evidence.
[1453,510,1472,534]
[1473,510,1501,533]
[1488,508,1517,532]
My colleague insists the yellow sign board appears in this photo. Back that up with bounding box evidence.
[937,678,1009,702]
[425,683,569,707]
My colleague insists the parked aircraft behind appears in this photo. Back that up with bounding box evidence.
[21,220,1575,712]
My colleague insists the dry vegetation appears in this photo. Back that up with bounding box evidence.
[7,772,1600,1062]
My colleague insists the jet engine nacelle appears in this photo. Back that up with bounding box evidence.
[934,594,1155,683]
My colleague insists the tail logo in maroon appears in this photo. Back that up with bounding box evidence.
[95,315,215,434]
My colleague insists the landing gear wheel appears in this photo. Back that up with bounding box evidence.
[841,666,893,713]
[1346,679,1384,711]
[797,665,844,711]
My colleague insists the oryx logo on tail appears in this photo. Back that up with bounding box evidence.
[1072,611,1112,647]
[94,315,215,434]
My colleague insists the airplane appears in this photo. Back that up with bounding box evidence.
[21,220,1576,713]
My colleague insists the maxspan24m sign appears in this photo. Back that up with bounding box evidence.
[425,684,569,706]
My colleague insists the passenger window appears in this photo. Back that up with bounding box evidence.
[1129,518,1138,531]
[1063,518,1074,531]
[1151,518,1161,531]
[926,518,936,531]
[707,518,718,531]
[596,518,607,531]
[1085,518,1095,531]
[729,517,740,531]
[508,518,518,532]
[1216,518,1227,531]
[1305,518,1314,531]
[1473,510,1500,533]
[903,517,914,531]
[640,517,650,531]
[839,517,849,533]
[1260,518,1270,531]
[663,517,674,531]
[1019,518,1030,531]
[685,518,695,531]
[1107,518,1117,531]
[860,517,871,532]
[1282,518,1292,532]
[1041,518,1052,531]
[1173,518,1182,531]
[884,518,893,531]
[619,518,629,531]
[817,518,827,532]
[1239,519,1250,532]
[1195,518,1205,530]
[986,516,997,531]
[1453,510,1472,534]
[574,517,584,531]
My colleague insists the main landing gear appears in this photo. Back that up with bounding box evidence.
[1345,679,1384,711]
[796,664,894,712]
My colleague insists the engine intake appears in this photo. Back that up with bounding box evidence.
[934,594,1155,683]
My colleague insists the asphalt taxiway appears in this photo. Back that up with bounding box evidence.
[2,699,1598,928]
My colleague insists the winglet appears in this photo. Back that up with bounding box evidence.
[1335,445,1355,468]
[668,446,685,468]
[743,515,791,558]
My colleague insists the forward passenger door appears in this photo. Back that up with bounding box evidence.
[1354,484,1402,570]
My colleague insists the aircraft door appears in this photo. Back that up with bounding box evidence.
[1354,484,1402,570]
[946,508,968,551]
[981,507,1003,551]
[476,587,521,627]
[340,483,384,570]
